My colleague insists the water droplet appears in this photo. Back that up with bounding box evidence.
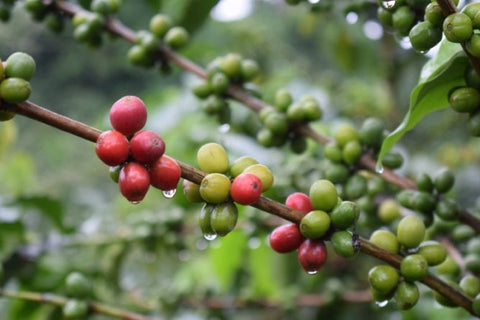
[162,189,176,199]
[218,123,230,133]
[248,237,261,249]
[307,270,318,275]
[381,0,396,9]
[203,233,217,241]
[130,200,141,205]
[375,300,388,308]
[375,162,384,174]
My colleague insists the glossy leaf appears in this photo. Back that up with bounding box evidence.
[179,0,220,33]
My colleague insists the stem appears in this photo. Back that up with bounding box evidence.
[3,100,475,314]
[0,289,160,320]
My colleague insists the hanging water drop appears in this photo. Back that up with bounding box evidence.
[218,123,230,133]
[203,233,218,241]
[130,200,141,205]
[307,270,318,275]
[162,189,176,199]
[376,162,384,174]
[381,0,396,9]
[375,300,388,308]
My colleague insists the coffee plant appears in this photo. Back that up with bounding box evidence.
[3,0,480,319]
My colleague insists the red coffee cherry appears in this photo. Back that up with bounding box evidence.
[297,238,328,274]
[285,192,313,214]
[269,223,304,253]
[149,155,181,191]
[230,172,263,205]
[109,95,147,137]
[130,130,165,164]
[95,130,130,166]
[118,162,150,203]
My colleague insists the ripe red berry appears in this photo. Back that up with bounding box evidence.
[109,95,147,137]
[230,173,263,205]
[149,155,181,191]
[118,162,150,203]
[130,130,165,164]
[95,130,130,166]
[269,224,304,253]
[297,238,328,274]
[285,192,313,214]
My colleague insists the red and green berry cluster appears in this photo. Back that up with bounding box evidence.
[182,142,274,239]
[95,95,181,203]
[0,52,35,121]
[269,179,361,274]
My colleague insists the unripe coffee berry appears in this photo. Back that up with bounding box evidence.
[130,130,165,164]
[459,274,480,298]
[5,52,36,80]
[199,173,231,204]
[285,192,313,214]
[243,164,274,191]
[274,88,293,112]
[400,254,428,281]
[463,2,480,28]
[330,201,359,229]
[449,86,480,113]
[377,199,401,223]
[199,203,216,239]
[434,169,455,193]
[331,231,355,258]
[219,53,243,79]
[369,229,399,254]
[334,124,360,147]
[183,180,203,203]
[149,13,172,38]
[342,140,362,165]
[396,215,425,249]
[269,223,304,253]
[164,26,189,49]
[65,272,92,298]
[229,156,258,178]
[392,6,416,36]
[197,142,229,173]
[149,155,181,191]
[359,117,385,149]
[230,173,262,205]
[109,95,147,137]
[210,201,238,236]
[297,239,328,274]
[0,77,31,103]
[409,21,442,52]
[309,179,338,212]
[118,162,150,203]
[394,281,419,310]
[417,240,447,266]
[300,210,331,239]
[62,299,89,319]
[95,130,130,166]
[443,13,473,43]
[368,264,399,294]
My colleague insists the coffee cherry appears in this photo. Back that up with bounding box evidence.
[118,162,150,203]
[417,240,447,266]
[330,201,359,229]
[309,179,338,212]
[218,53,242,79]
[415,173,434,192]
[192,82,212,99]
[392,6,416,36]
[65,272,92,298]
[463,2,480,29]
[240,59,259,81]
[269,223,303,253]
[435,198,458,221]
[367,176,385,197]
[467,238,480,255]
[63,299,89,319]
[129,130,165,165]
[469,111,480,136]
[331,231,355,258]
[285,192,313,214]
[210,72,229,94]
[465,254,480,273]
[91,0,119,15]
[434,169,455,193]
[396,189,416,209]
[368,264,399,295]
[149,155,181,191]
[229,156,258,178]
[342,140,362,165]
[127,44,153,67]
[243,164,274,191]
[0,109,15,121]
[201,94,227,115]
[409,21,442,52]
[377,199,401,224]
[197,142,229,174]
[289,134,308,154]
[443,13,473,43]
[264,112,289,135]
[210,201,238,236]
[164,26,189,49]
[300,210,331,239]
[449,86,480,113]
[274,88,293,112]
[344,174,368,200]
[299,96,322,121]
[324,143,343,163]
[425,1,445,27]
[474,293,480,316]
[396,215,425,249]
[459,274,480,298]
[377,7,393,27]
[412,191,436,214]
[359,117,385,149]
[182,180,203,203]
[382,152,403,169]
[324,163,349,184]
[149,13,172,38]
[394,281,419,310]
[95,130,129,166]
[435,255,460,277]
[400,254,428,281]
[199,203,216,239]
[199,173,231,204]
[369,229,399,254]
[230,173,262,205]
[297,239,328,274]
[334,124,360,147]
[5,52,36,80]
[109,96,147,137]
[467,33,480,57]
[0,77,31,103]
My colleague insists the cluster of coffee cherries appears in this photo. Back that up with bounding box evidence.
[0,52,36,121]
[192,53,260,124]
[61,271,93,319]
[95,95,181,203]
[257,89,322,153]
[23,0,65,33]
[128,13,189,69]
[269,179,361,274]
[182,142,273,240]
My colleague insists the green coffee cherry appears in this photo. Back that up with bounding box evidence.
[256,128,275,147]
[377,199,401,224]
[449,86,480,113]
[0,77,31,103]
[396,189,416,209]
[463,2,480,29]
[359,117,385,149]
[5,52,36,80]
[425,1,445,27]
[435,255,460,277]
[286,102,304,121]
[367,176,385,197]
[342,140,362,165]
[452,224,475,242]
[62,299,89,319]
[182,180,203,203]
[324,163,349,184]
[369,229,399,254]
[381,152,403,169]
[192,82,212,99]
[229,156,258,178]
[240,59,259,81]
[199,173,231,203]
[197,142,229,173]
[210,72,230,94]
[344,174,368,200]
[434,169,455,193]
[377,7,393,27]
[201,94,227,114]
[468,111,480,136]
[459,274,480,298]
[164,26,188,49]
[334,124,360,147]
[417,240,447,266]
[274,88,293,112]
[65,272,92,298]
[127,44,153,67]
[368,264,399,295]
[435,198,458,221]
[219,53,242,79]
[299,96,322,121]
[415,173,434,192]
[468,238,480,255]
[300,210,331,239]
[467,33,480,57]
[396,215,425,249]
[394,281,419,310]
[149,13,172,38]
[412,191,436,214]
[264,112,289,135]
[409,21,442,52]
[443,13,473,43]
[473,293,480,316]
[331,231,356,258]
[289,134,307,154]
[210,201,238,237]
[466,254,480,273]
[400,254,428,281]
[309,179,338,212]
[324,143,343,163]
[392,6,416,36]
[330,201,359,229]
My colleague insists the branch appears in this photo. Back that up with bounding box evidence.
[0,288,161,320]
[2,100,475,314]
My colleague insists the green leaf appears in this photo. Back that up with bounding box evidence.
[145,0,163,12]
[377,40,467,167]
[247,237,279,298]
[0,221,25,261]
[11,195,68,232]
[179,0,220,33]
